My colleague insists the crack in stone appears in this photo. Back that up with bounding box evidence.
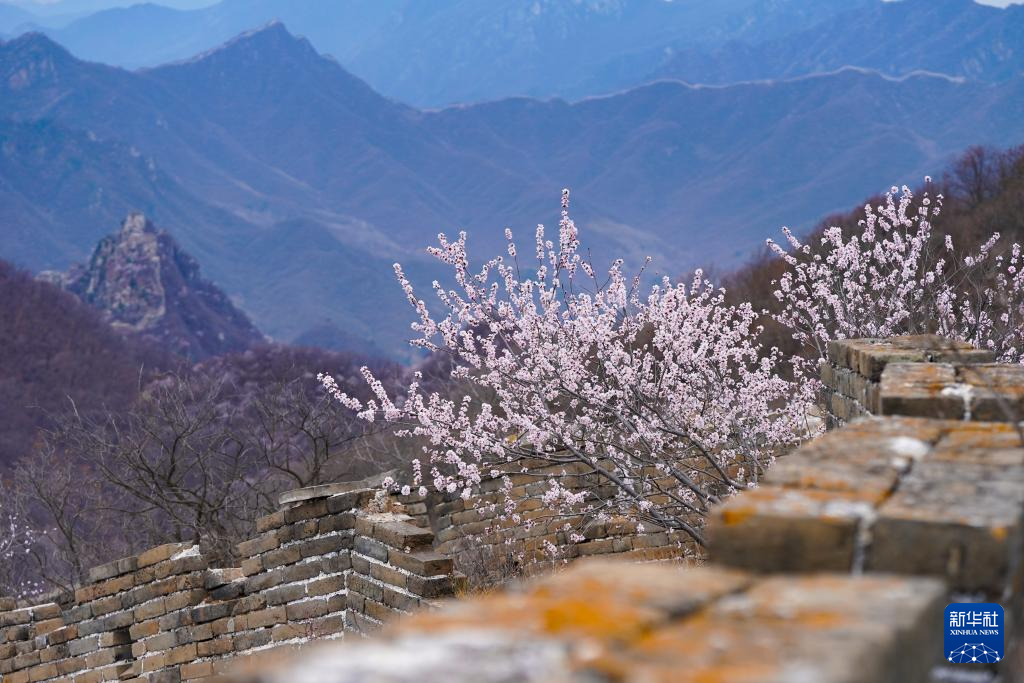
[850,434,936,575]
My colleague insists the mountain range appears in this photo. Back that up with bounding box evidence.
[0,0,875,104]
[0,0,214,28]
[645,0,1024,88]
[2,0,1021,107]
[1,6,1022,357]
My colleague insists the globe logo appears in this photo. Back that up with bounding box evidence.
[945,603,1004,665]
[947,643,1001,664]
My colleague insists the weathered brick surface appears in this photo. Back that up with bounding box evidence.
[880,362,1024,423]
[710,417,1024,595]
[710,413,1024,681]
[822,336,1005,427]
[224,560,946,683]
[0,483,464,682]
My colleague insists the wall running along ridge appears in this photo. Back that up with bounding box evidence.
[225,336,1024,683]
[0,458,690,682]
[3,335,1023,682]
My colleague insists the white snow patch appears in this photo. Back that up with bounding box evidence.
[821,500,875,519]
[887,436,931,465]
[171,545,201,560]
[942,383,975,420]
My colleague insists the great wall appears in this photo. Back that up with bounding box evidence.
[2,335,1022,682]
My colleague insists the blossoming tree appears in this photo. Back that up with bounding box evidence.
[768,183,1024,363]
[0,488,42,599]
[323,191,815,549]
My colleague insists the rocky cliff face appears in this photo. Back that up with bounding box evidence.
[42,213,264,360]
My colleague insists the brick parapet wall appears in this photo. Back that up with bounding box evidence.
[1,542,211,683]
[821,335,1001,425]
[0,487,467,682]
[430,462,694,573]
[0,462,696,683]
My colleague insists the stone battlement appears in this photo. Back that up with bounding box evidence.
[4,335,1023,682]
[0,489,466,682]
[221,336,1024,683]
[821,335,1024,425]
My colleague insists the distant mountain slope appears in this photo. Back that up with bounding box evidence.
[3,0,215,20]
[1,25,1022,358]
[14,0,1024,106]
[0,258,170,467]
[425,68,1024,262]
[42,213,265,360]
[645,0,1024,88]
[0,117,235,268]
[27,0,876,106]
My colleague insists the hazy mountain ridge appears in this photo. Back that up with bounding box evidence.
[0,0,216,32]
[6,0,878,105]
[0,3,33,33]
[644,0,1024,88]
[6,0,1022,107]
[1,23,1022,357]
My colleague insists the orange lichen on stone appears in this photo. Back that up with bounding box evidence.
[531,561,752,619]
[715,486,880,520]
[719,506,756,526]
[539,597,658,641]
[392,591,663,643]
[395,562,754,647]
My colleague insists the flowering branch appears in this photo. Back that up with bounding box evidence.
[323,190,816,550]
[0,490,43,599]
[768,182,1024,363]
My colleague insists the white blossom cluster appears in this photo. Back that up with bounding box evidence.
[768,183,1024,363]
[0,493,44,599]
[322,191,816,547]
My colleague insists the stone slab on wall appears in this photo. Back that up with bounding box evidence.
[708,417,1024,591]
[709,415,1024,681]
[225,559,947,683]
[882,362,1024,422]
[822,336,1003,426]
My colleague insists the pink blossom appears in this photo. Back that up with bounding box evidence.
[324,193,817,548]
[769,184,1024,364]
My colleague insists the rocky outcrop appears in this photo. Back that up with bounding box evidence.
[41,214,263,360]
